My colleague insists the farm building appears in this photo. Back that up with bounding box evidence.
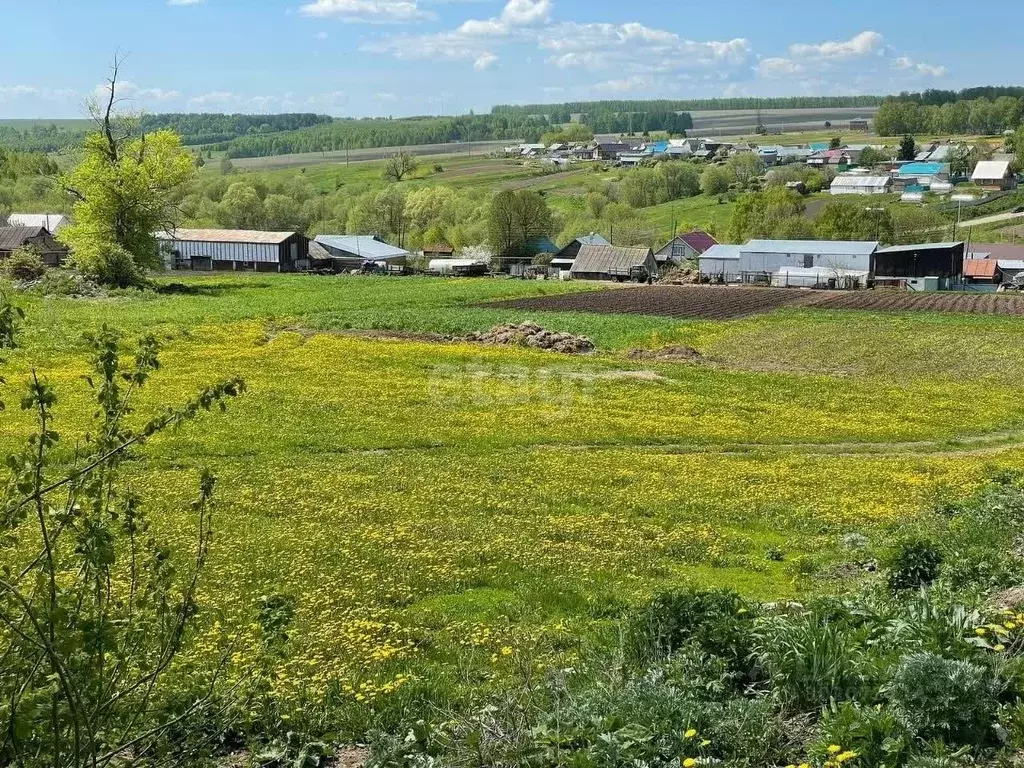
[971,160,1015,191]
[740,240,878,278]
[427,258,488,276]
[314,235,409,272]
[873,242,964,289]
[550,233,609,267]
[5,213,69,233]
[569,244,658,282]
[0,226,68,266]
[422,244,455,260]
[968,243,1024,262]
[592,141,632,161]
[830,175,893,195]
[807,149,861,169]
[962,258,1000,288]
[896,162,949,187]
[698,244,741,282]
[849,118,870,131]
[655,230,718,266]
[158,229,309,272]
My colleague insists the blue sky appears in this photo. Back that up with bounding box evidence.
[1,0,1021,119]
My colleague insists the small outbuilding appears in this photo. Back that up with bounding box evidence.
[830,175,893,195]
[427,258,488,276]
[0,225,68,266]
[569,244,658,282]
[5,213,70,233]
[550,233,610,265]
[698,244,742,282]
[422,243,455,260]
[971,160,1015,191]
[314,235,409,272]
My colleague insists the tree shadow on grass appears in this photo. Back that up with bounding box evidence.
[155,280,273,296]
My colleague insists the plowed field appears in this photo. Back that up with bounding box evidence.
[490,286,1024,319]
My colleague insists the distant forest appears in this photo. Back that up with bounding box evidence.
[874,90,1024,136]
[492,96,885,119]
[0,113,333,153]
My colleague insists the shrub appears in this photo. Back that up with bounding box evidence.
[887,652,999,745]
[887,538,943,592]
[1,244,48,281]
[625,588,757,676]
[814,701,912,768]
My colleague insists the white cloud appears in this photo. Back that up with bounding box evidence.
[895,56,947,77]
[499,0,550,25]
[168,0,205,5]
[375,92,397,101]
[473,52,499,70]
[594,74,653,93]
[188,90,240,107]
[788,30,884,60]
[93,81,182,104]
[0,85,40,100]
[316,31,330,39]
[299,0,432,22]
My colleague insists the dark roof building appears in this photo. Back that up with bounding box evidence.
[569,244,658,281]
[873,242,964,285]
[551,233,610,264]
[0,226,68,266]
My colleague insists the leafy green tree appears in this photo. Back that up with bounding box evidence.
[898,134,917,161]
[700,165,734,196]
[58,62,196,286]
[857,146,891,167]
[622,167,666,208]
[829,137,842,149]
[659,162,701,199]
[383,151,418,182]
[263,193,304,231]
[217,182,265,230]
[487,190,553,258]
[814,199,894,242]
[729,187,807,242]
[728,153,763,187]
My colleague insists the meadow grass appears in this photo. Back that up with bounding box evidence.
[4,272,1024,731]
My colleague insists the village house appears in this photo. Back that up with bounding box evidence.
[0,225,68,266]
[971,160,1015,191]
[654,230,718,266]
[158,228,309,272]
[592,141,633,161]
[569,244,658,282]
[896,161,949,188]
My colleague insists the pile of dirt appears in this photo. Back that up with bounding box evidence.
[626,345,703,362]
[465,321,594,354]
[659,268,700,285]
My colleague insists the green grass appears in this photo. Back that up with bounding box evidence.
[5,272,1024,730]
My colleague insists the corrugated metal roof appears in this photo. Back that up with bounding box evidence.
[6,213,68,231]
[972,160,1012,180]
[997,260,1024,270]
[159,228,297,244]
[677,230,718,254]
[963,259,998,278]
[830,175,891,188]
[570,245,653,275]
[315,235,409,260]
[578,233,610,247]
[744,239,879,256]
[876,242,964,254]
[0,226,46,250]
[700,244,741,261]
[898,162,946,176]
[969,243,1024,261]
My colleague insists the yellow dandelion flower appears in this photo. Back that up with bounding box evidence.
[684,728,697,739]
[683,758,696,768]
[827,745,842,754]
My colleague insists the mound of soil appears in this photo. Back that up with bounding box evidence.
[659,268,700,285]
[627,345,703,362]
[465,321,594,354]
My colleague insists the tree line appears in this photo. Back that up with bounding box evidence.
[874,96,1024,136]
[0,113,334,153]
[209,114,552,159]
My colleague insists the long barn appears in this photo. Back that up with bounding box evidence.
[158,229,310,272]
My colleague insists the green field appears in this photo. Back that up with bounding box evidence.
[4,273,1024,732]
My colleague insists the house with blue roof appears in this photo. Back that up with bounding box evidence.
[896,161,949,189]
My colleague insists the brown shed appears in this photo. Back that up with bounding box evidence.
[569,244,658,282]
[0,226,68,266]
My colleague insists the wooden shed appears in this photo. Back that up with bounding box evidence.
[569,244,658,282]
[0,226,68,266]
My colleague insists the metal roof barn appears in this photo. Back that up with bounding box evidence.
[873,242,964,279]
[740,240,877,275]
[5,213,69,233]
[157,228,308,272]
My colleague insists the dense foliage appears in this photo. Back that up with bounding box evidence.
[875,95,1024,136]
[210,114,552,159]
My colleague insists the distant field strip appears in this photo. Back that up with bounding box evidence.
[491,286,1024,319]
